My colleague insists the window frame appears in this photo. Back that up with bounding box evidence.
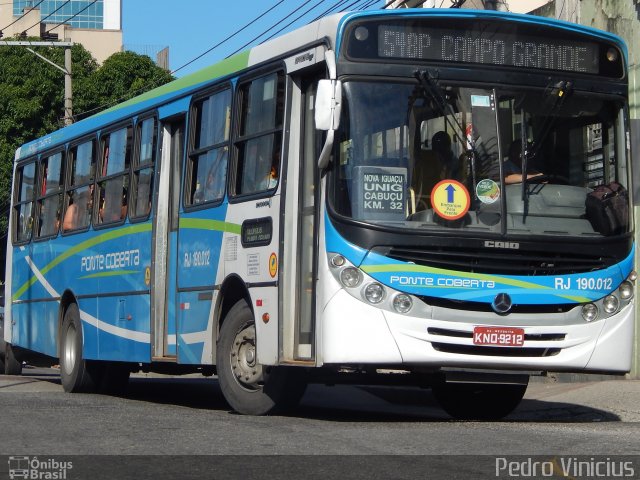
[34,148,66,241]
[130,114,158,222]
[184,84,233,211]
[95,122,133,229]
[62,135,97,235]
[12,158,38,246]
[230,68,286,202]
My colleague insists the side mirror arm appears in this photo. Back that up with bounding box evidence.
[315,50,341,169]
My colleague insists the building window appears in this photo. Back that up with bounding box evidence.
[186,88,232,206]
[233,72,284,197]
[14,0,105,29]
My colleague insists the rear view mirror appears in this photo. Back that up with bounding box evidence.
[315,79,342,131]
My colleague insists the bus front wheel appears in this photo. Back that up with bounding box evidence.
[432,377,528,420]
[216,299,307,415]
[60,303,102,393]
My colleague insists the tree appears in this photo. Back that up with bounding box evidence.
[0,40,97,246]
[0,43,174,279]
[74,51,174,120]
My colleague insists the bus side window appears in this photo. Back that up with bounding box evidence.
[64,140,96,232]
[131,117,157,219]
[186,89,232,207]
[36,151,64,239]
[13,161,37,244]
[97,126,132,225]
[234,72,284,196]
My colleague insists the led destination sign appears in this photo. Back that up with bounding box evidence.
[380,25,597,73]
[346,19,623,77]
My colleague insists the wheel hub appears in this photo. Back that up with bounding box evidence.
[62,324,76,375]
[230,325,263,389]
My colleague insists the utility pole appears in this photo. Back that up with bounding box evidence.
[0,40,74,125]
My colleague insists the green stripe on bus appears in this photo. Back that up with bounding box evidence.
[79,270,139,280]
[12,223,152,302]
[99,51,251,117]
[179,217,242,235]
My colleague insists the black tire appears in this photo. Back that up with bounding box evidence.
[59,303,103,393]
[4,343,23,376]
[216,299,307,415]
[433,378,529,420]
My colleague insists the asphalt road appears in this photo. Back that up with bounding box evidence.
[0,368,638,479]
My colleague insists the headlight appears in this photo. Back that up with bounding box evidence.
[582,303,598,322]
[364,283,385,304]
[340,267,362,288]
[331,254,346,267]
[602,295,619,314]
[392,294,413,313]
[619,281,634,300]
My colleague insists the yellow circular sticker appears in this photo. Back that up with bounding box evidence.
[269,253,278,278]
[431,179,471,220]
[144,267,151,286]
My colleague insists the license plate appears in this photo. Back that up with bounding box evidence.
[473,326,525,347]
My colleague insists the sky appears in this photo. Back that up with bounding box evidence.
[122,0,388,78]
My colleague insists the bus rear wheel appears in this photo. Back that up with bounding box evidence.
[60,303,102,393]
[432,377,529,420]
[216,299,306,415]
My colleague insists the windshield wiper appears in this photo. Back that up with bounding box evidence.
[414,69,479,189]
[520,80,573,221]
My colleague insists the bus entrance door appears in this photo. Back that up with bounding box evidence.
[281,69,324,364]
[151,117,184,360]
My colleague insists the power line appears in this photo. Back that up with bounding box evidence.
[22,0,71,34]
[225,0,323,58]
[171,0,285,76]
[73,0,387,119]
[0,0,45,32]
[311,0,353,22]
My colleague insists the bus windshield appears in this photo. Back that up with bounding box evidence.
[329,80,630,237]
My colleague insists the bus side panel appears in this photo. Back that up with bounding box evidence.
[223,196,281,366]
[92,293,151,362]
[175,203,229,365]
[10,224,154,362]
[176,290,217,364]
[11,301,58,358]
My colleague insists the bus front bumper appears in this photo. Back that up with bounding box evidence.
[321,290,634,374]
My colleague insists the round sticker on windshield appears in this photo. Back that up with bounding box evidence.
[431,179,471,220]
[476,179,500,204]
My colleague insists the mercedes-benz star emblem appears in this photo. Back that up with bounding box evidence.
[492,293,513,314]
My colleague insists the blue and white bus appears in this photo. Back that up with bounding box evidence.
[3,8,635,419]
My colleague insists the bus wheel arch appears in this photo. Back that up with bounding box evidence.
[216,275,252,342]
[215,277,306,415]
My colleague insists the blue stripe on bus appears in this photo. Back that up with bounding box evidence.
[325,213,634,304]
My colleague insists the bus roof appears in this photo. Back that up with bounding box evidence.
[15,8,627,162]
